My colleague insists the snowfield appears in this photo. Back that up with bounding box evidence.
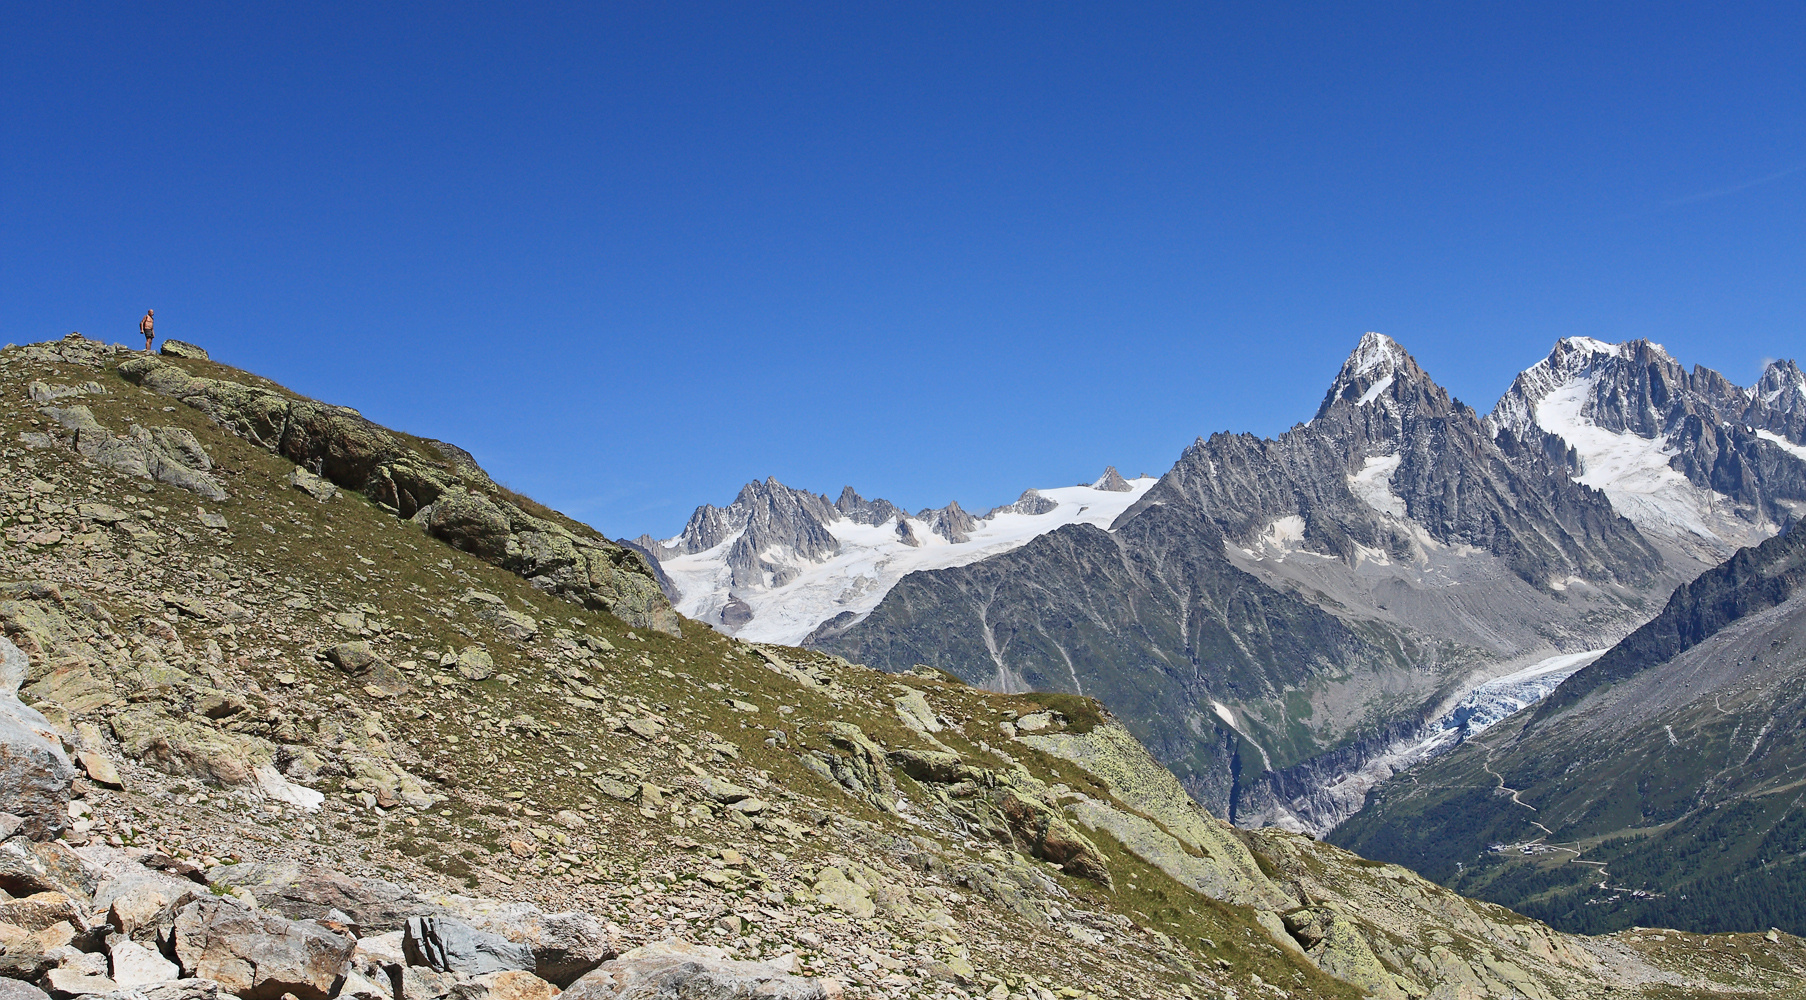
[659,477,1157,643]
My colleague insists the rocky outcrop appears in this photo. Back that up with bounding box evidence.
[1091,467,1132,492]
[112,355,675,635]
[28,405,225,501]
[984,489,1058,517]
[832,487,905,527]
[918,500,977,544]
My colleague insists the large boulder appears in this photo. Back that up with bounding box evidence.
[204,863,439,933]
[402,917,533,977]
[90,860,206,938]
[458,907,618,986]
[0,636,75,840]
[171,898,354,1000]
[158,341,209,361]
[110,937,181,987]
[0,836,96,902]
[0,979,51,1000]
[320,644,410,698]
[559,940,823,1000]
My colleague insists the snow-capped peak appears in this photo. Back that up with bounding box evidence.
[1489,336,1793,566]
[1315,332,1430,420]
[1754,358,1806,411]
[1348,332,1408,376]
[1558,336,1622,358]
[1489,338,1679,441]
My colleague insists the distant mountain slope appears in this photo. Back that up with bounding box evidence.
[1332,523,1806,936]
[817,334,1670,832]
[638,469,1155,642]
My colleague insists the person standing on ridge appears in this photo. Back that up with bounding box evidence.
[140,310,154,351]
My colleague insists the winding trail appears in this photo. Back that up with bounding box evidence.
[1478,743,1626,885]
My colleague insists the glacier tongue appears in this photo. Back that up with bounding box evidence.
[1270,649,1608,838]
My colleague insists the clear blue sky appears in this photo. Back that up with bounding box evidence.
[5,4,1803,539]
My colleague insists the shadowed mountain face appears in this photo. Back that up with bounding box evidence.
[815,335,1677,831]
[1333,524,1806,938]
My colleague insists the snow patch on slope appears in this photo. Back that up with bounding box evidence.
[1757,429,1806,464]
[1348,454,1406,517]
[1534,376,1745,555]
[661,478,1157,643]
[1355,374,1394,407]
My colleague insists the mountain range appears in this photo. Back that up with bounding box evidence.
[646,334,1806,837]
[13,331,1806,999]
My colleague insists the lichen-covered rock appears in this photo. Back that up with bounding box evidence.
[321,642,409,697]
[172,898,354,1000]
[1026,723,1288,907]
[0,636,75,841]
[33,405,226,501]
[158,341,209,361]
[107,707,323,810]
[559,939,824,1000]
[994,791,1111,886]
[810,868,874,920]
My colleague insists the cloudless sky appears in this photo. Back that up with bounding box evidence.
[4,3,1804,539]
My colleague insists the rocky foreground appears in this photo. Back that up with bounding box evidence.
[0,332,1804,1000]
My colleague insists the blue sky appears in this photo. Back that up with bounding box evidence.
[4,4,1803,539]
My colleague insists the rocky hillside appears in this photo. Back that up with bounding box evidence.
[814,334,1676,834]
[2,332,1801,999]
[1333,524,1806,939]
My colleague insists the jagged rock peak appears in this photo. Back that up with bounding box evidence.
[917,499,980,543]
[667,476,841,561]
[1092,466,1132,492]
[1314,332,1436,420]
[1489,337,1686,440]
[986,488,1060,517]
[1755,358,1806,412]
[835,486,908,527]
